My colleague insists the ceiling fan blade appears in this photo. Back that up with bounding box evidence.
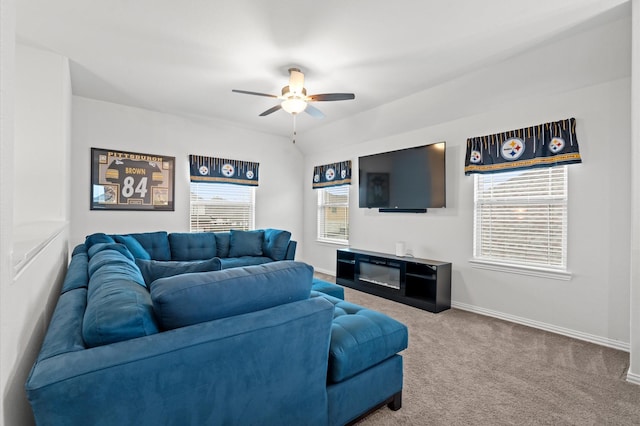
[289,68,305,95]
[308,93,355,102]
[305,104,325,119]
[259,104,282,116]
[232,89,278,98]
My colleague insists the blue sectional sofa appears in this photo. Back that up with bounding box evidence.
[25,230,408,425]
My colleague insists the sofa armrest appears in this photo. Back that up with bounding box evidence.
[27,297,334,426]
[285,240,297,260]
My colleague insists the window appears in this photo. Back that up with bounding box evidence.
[317,185,349,244]
[473,166,568,272]
[190,182,255,232]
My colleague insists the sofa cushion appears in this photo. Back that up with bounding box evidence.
[37,288,88,360]
[214,232,231,258]
[228,229,265,257]
[83,277,159,347]
[72,244,88,256]
[151,261,313,330]
[83,247,159,347]
[311,279,345,300]
[135,258,222,286]
[310,294,408,383]
[219,256,274,270]
[113,235,151,260]
[61,247,89,294]
[85,233,115,250]
[89,262,147,289]
[87,249,146,288]
[128,231,171,261]
[262,229,292,261]
[87,242,135,262]
[168,232,217,261]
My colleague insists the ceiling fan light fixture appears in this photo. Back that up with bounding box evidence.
[233,67,354,118]
[281,86,306,98]
[281,97,307,114]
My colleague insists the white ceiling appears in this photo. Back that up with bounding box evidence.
[16,0,630,138]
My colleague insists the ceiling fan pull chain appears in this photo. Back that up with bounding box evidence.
[292,114,297,144]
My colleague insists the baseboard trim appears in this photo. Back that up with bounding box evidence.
[451,301,630,352]
[626,371,640,385]
[313,267,335,277]
[311,271,630,353]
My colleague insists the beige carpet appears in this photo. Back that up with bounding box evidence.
[316,274,640,425]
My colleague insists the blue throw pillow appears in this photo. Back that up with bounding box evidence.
[85,233,115,250]
[87,251,146,288]
[215,232,231,258]
[151,261,313,330]
[89,260,147,289]
[262,229,292,261]
[127,231,171,260]
[228,229,265,257]
[87,242,135,261]
[113,235,151,260]
[135,258,222,286]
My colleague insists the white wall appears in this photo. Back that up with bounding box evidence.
[2,43,72,426]
[14,45,70,225]
[4,235,69,426]
[0,1,16,424]
[300,12,632,348]
[70,97,304,250]
[628,0,640,382]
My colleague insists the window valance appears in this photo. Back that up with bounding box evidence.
[464,118,581,175]
[312,160,352,189]
[189,155,259,186]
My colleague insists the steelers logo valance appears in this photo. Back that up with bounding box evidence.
[464,118,582,175]
[189,155,259,186]
[312,160,352,189]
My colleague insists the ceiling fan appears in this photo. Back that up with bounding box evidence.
[232,68,355,119]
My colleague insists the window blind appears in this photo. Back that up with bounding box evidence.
[190,182,255,233]
[473,166,567,269]
[317,185,349,243]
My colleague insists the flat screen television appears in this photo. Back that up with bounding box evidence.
[358,142,446,212]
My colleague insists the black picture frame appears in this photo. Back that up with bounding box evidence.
[90,147,175,211]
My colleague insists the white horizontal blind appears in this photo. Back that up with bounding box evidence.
[473,166,567,269]
[190,182,255,232]
[317,185,349,243]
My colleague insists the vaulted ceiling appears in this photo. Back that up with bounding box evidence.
[16,0,629,138]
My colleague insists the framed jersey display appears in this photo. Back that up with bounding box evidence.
[90,148,175,211]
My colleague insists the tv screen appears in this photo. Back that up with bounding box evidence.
[358,142,446,210]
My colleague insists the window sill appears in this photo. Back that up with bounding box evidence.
[469,259,572,281]
[316,238,349,247]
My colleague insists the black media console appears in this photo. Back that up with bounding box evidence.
[336,248,452,313]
